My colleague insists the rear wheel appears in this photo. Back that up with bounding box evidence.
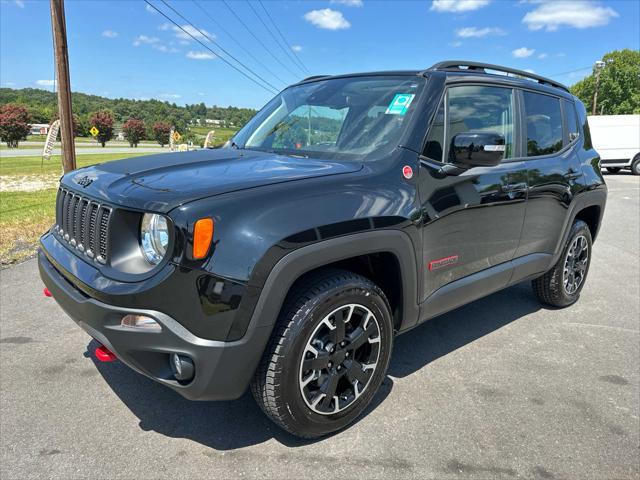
[251,269,393,438]
[631,155,640,176]
[606,167,621,174]
[532,220,592,308]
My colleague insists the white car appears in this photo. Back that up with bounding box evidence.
[588,114,640,175]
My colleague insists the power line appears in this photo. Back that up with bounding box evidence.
[246,0,307,77]
[221,0,301,82]
[549,66,592,77]
[143,1,278,95]
[159,0,280,93]
[257,0,311,76]
[192,0,288,88]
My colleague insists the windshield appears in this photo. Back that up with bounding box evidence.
[230,75,425,161]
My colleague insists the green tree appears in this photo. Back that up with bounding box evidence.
[122,118,146,147]
[0,103,31,147]
[89,110,114,147]
[571,49,640,115]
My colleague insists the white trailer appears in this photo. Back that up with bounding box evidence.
[587,114,640,175]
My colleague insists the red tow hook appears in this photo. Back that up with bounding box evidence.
[95,345,117,362]
[43,287,53,297]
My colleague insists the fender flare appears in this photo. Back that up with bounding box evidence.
[552,187,607,262]
[244,229,420,336]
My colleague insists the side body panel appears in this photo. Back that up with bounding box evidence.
[515,92,587,258]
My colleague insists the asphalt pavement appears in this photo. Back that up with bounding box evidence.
[0,173,638,480]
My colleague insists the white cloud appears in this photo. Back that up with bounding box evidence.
[173,25,214,42]
[291,45,303,52]
[14,0,25,8]
[449,41,463,47]
[304,9,351,30]
[186,51,216,60]
[330,0,363,6]
[512,47,535,58]
[153,44,179,53]
[537,52,548,59]
[523,1,618,31]
[455,27,505,38]
[145,4,156,14]
[524,68,536,73]
[102,30,118,38]
[160,93,181,99]
[35,80,55,86]
[3,81,16,86]
[133,35,159,46]
[431,0,490,12]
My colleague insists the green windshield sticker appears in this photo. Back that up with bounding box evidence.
[386,93,415,115]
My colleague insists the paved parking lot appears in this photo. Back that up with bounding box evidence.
[1,173,638,480]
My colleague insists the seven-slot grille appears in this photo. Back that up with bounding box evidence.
[54,188,112,264]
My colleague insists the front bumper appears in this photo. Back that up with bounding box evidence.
[38,247,272,401]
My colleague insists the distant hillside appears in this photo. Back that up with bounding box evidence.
[0,88,257,131]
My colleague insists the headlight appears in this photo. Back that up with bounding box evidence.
[140,213,169,265]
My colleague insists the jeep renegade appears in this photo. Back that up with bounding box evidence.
[39,61,607,438]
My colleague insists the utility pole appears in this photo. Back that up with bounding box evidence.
[592,60,606,116]
[50,0,76,173]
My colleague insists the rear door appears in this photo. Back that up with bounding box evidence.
[418,84,528,300]
[514,90,584,258]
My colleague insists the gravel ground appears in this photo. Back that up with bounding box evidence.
[0,172,638,480]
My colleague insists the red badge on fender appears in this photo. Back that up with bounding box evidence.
[402,165,413,179]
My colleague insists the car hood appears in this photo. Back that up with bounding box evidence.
[60,149,363,212]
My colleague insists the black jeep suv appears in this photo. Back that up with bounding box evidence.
[39,61,607,438]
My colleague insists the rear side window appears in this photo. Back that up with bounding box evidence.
[563,100,579,142]
[523,91,563,156]
[423,85,515,162]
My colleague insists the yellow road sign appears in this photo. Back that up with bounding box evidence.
[89,126,99,137]
[172,131,181,141]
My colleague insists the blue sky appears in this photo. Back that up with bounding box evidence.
[1,0,638,109]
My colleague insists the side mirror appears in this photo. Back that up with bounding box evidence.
[449,131,505,169]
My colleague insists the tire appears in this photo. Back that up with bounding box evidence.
[631,155,640,176]
[606,167,621,174]
[532,220,592,308]
[251,269,393,438]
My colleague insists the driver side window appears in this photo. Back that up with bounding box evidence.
[423,85,515,163]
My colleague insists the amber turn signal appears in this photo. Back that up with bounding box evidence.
[193,218,214,259]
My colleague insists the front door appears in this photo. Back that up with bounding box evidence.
[418,84,528,301]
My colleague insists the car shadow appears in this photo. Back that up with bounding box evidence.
[89,281,540,450]
[389,281,540,378]
[87,339,394,450]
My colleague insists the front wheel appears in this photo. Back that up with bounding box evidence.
[532,220,592,308]
[251,269,393,438]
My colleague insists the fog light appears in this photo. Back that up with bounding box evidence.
[121,314,161,332]
[170,353,194,382]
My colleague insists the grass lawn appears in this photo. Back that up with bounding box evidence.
[0,189,58,265]
[0,151,151,266]
[0,152,149,177]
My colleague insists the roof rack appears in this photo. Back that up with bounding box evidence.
[426,61,569,92]
[300,75,331,83]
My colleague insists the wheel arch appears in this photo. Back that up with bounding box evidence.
[245,230,420,338]
[553,188,607,260]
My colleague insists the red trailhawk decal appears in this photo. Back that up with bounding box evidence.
[428,255,459,271]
